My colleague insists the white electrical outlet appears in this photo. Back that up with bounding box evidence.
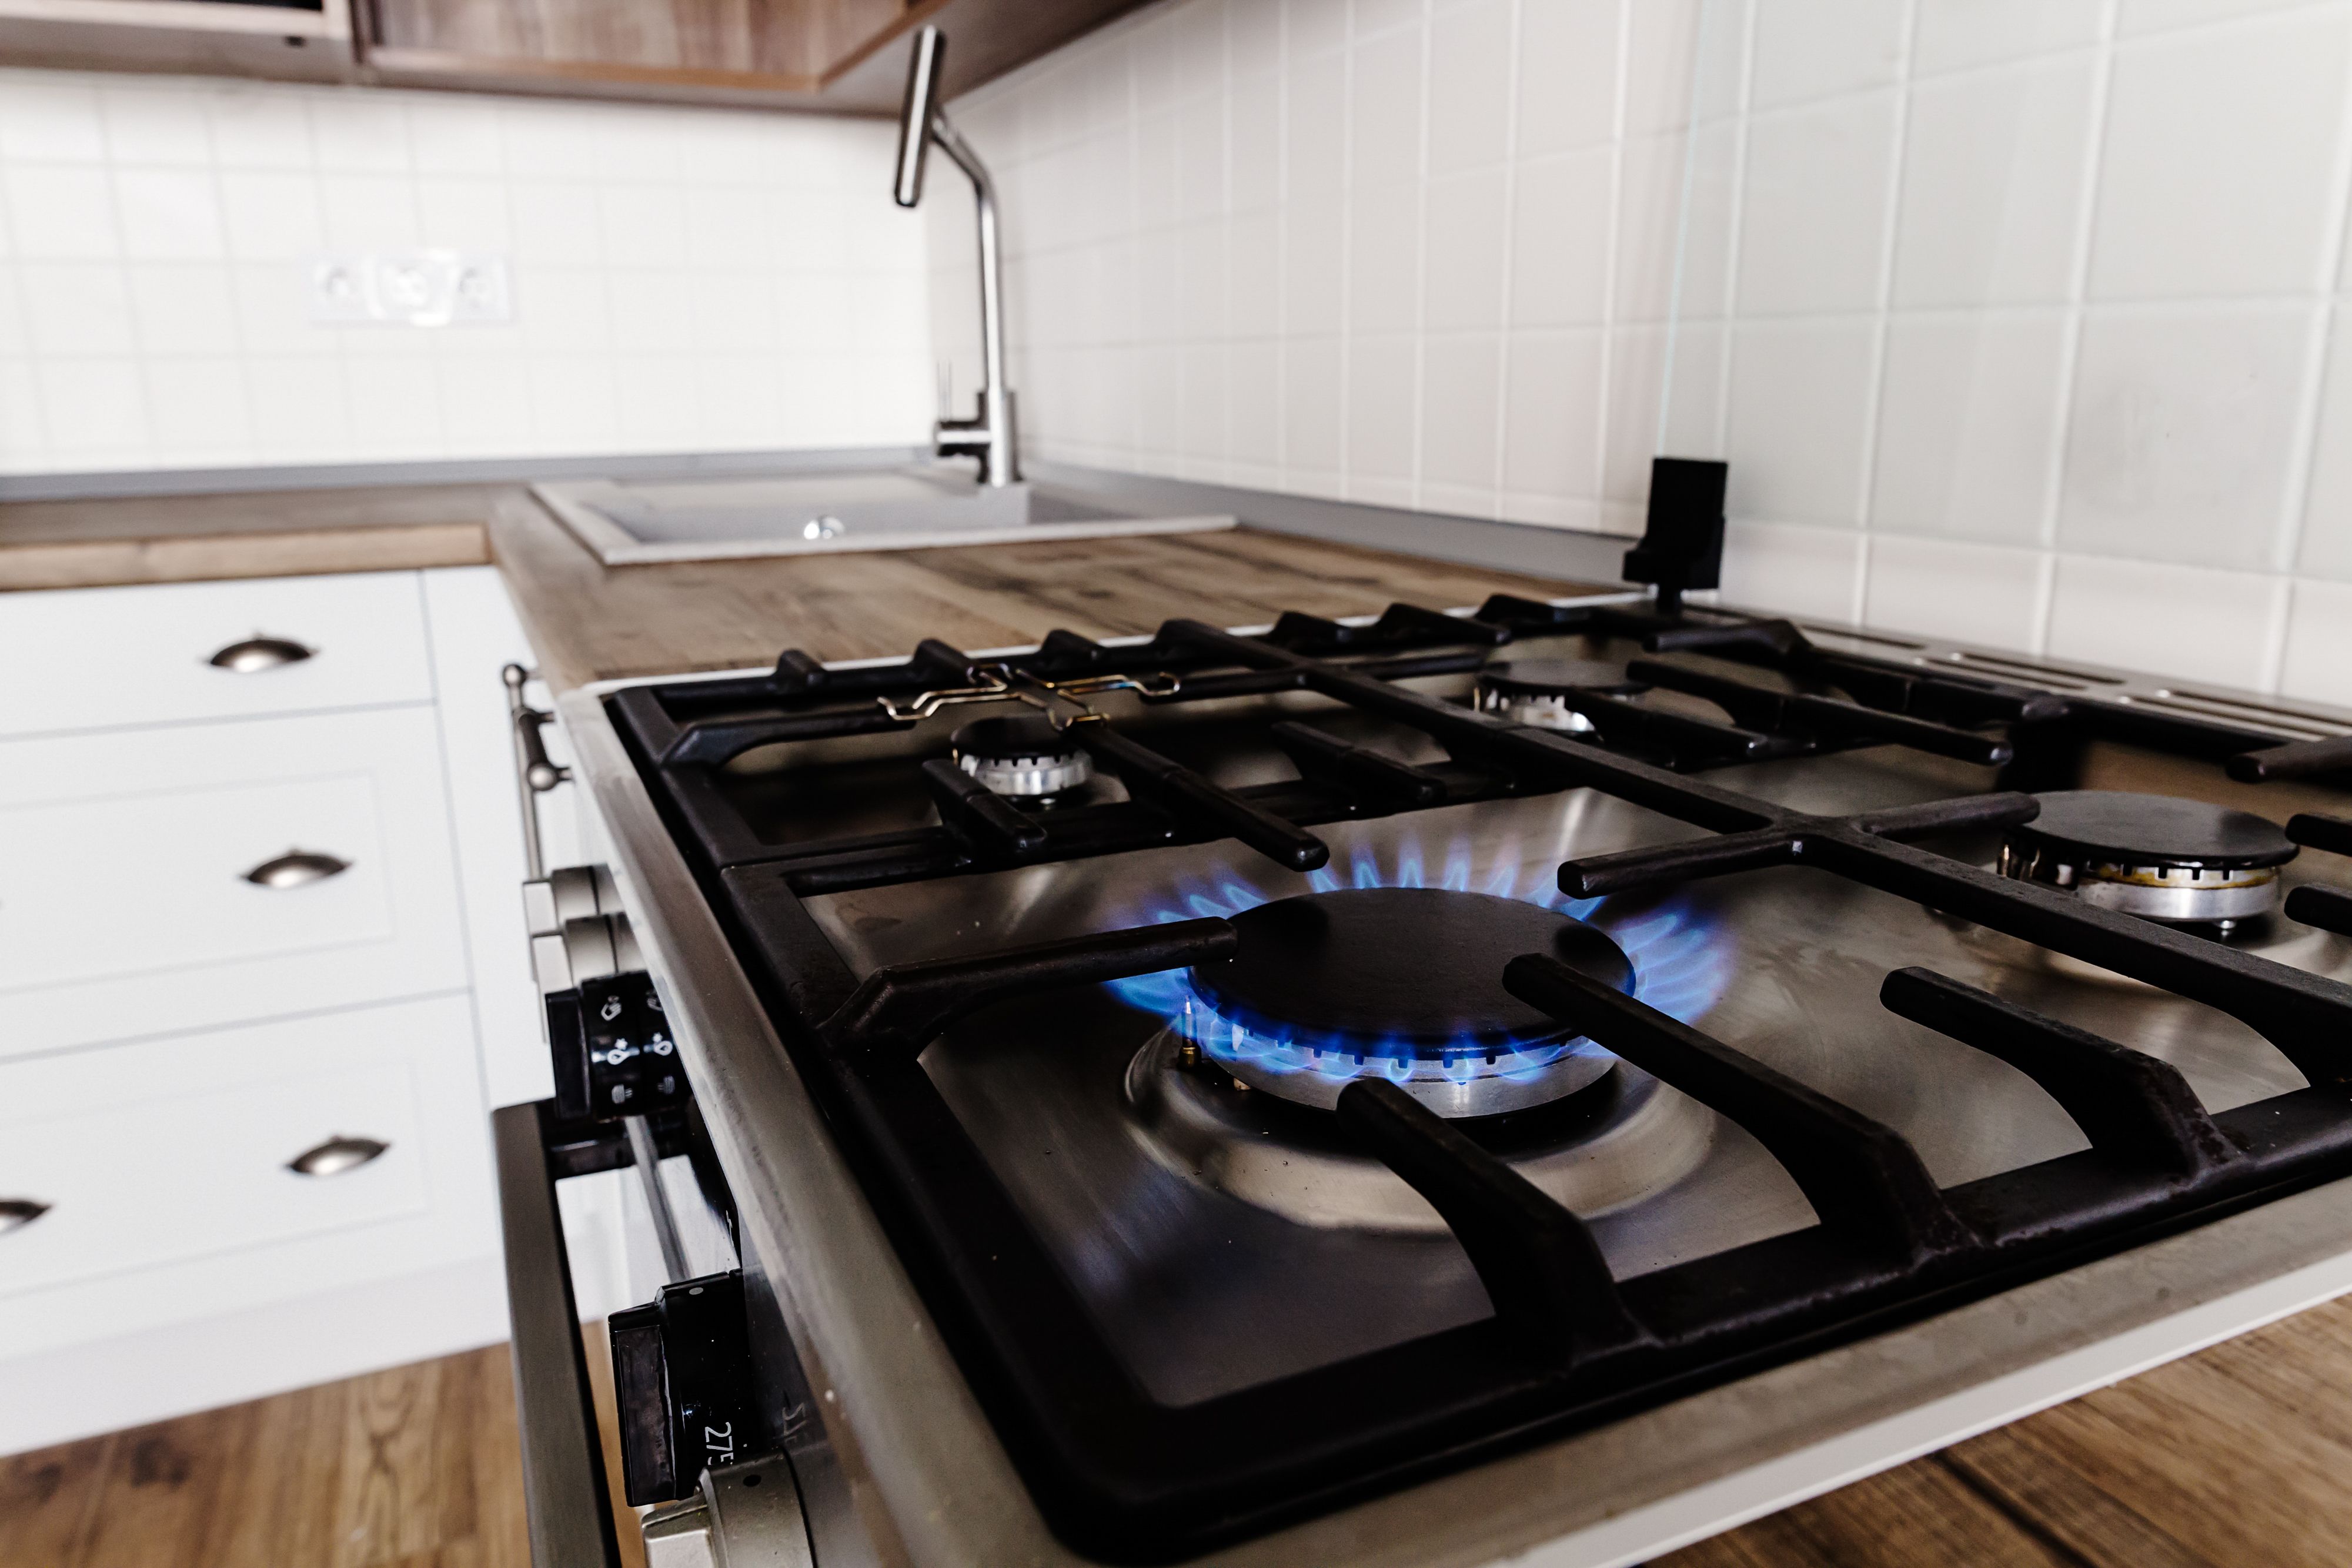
[308,250,513,327]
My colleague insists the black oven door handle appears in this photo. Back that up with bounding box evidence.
[494,1099,627,1568]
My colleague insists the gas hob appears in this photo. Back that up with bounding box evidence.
[594,581,2352,1563]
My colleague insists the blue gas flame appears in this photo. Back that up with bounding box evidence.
[1104,833,1734,1090]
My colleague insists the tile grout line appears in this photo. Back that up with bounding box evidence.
[1275,0,1293,494]
[1712,0,1758,530]
[0,96,52,467]
[98,92,165,473]
[1849,0,1924,628]
[1337,4,1356,501]
[1712,0,1769,545]
[1406,0,1433,514]
[2263,2,2352,692]
[1655,0,1716,477]
[1489,0,1526,524]
[1218,2,1235,487]
[1591,0,1634,537]
[2035,0,2122,658]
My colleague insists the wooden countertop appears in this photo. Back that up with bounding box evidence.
[486,488,1613,689]
[0,483,502,590]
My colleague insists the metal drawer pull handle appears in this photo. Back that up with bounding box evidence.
[244,850,351,888]
[287,1135,389,1177]
[208,636,315,673]
[0,1199,51,1235]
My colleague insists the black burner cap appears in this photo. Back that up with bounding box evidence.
[1188,888,1632,1054]
[2009,791,2297,870]
[1478,659,1643,698]
[951,714,1079,764]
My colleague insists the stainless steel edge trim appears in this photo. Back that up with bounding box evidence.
[1757,609,2352,740]
[1025,460,1636,586]
[493,1099,626,1568]
[0,444,935,503]
[562,688,1018,1566]
[557,655,2352,1568]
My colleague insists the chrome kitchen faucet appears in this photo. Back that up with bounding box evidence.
[894,26,1019,487]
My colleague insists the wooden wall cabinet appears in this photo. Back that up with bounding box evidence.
[0,0,1145,112]
[0,0,356,83]
[355,0,1154,113]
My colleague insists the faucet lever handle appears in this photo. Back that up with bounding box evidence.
[894,27,947,208]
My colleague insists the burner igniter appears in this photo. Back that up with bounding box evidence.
[1999,790,2298,927]
[951,714,1093,799]
[1474,659,1645,734]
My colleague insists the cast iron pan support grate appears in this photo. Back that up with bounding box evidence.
[2286,814,2352,937]
[665,602,2352,1563]
[1501,956,1976,1268]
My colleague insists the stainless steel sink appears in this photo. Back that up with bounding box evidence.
[533,466,1234,564]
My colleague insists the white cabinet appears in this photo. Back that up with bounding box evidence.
[0,705,469,1056]
[0,571,435,737]
[0,995,496,1356]
[0,563,549,1456]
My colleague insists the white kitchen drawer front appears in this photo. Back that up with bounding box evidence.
[0,995,497,1355]
[0,572,435,737]
[0,706,469,1056]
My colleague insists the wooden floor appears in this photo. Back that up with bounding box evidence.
[0,1333,646,1568]
[12,1295,2352,1567]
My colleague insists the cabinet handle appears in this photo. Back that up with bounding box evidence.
[243,850,351,888]
[0,1199,49,1235]
[287,1135,389,1177]
[209,636,314,673]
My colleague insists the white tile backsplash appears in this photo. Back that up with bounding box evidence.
[1515,1,1621,158]
[1749,0,1907,109]
[1512,148,1616,328]
[1912,0,2105,76]
[2296,310,2352,580]
[2057,303,2319,570]
[1889,54,2097,309]
[2119,0,2323,39]
[1417,330,1502,493]
[1421,168,1507,331]
[1426,0,1514,176]
[1871,312,2067,544]
[11,0,2352,717]
[1084,0,2352,711]
[0,68,931,473]
[1733,92,1902,316]
[1862,531,2050,649]
[2279,576,2352,704]
[6,166,119,258]
[1501,327,1603,502]
[2046,552,2287,687]
[1574,0,2352,707]
[1612,132,1695,325]
[1720,517,1866,620]
[2088,9,2352,300]
[1725,317,1876,524]
[940,0,1740,534]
